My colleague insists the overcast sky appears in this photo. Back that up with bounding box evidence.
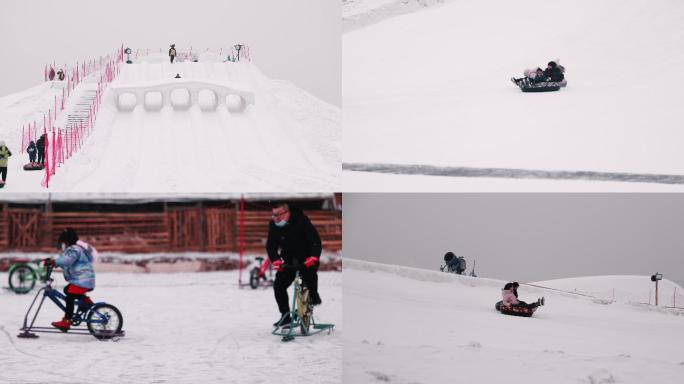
[0,0,340,105]
[343,194,684,287]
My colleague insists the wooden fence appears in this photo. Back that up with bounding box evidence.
[0,204,341,254]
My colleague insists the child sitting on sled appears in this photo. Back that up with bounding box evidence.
[50,228,96,331]
[502,282,544,309]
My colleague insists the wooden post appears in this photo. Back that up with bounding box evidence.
[655,280,659,306]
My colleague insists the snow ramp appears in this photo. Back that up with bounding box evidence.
[344,259,684,384]
[2,55,339,192]
[343,0,684,190]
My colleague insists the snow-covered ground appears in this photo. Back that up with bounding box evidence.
[343,259,684,384]
[0,270,342,384]
[0,53,340,193]
[343,0,684,191]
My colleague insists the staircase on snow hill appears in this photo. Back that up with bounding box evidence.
[65,85,98,131]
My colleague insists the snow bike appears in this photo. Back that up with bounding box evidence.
[495,300,539,317]
[249,257,274,289]
[6,260,46,294]
[272,263,334,342]
[17,260,125,340]
[23,162,45,171]
[511,77,567,92]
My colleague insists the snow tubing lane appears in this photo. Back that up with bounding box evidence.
[495,301,536,317]
[342,163,684,185]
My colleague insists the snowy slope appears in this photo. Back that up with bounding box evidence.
[343,0,684,191]
[0,54,340,192]
[343,259,684,384]
[0,270,342,384]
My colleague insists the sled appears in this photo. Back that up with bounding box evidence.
[495,300,537,317]
[23,163,45,171]
[512,78,567,92]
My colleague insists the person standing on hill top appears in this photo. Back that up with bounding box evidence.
[48,67,55,81]
[0,141,12,183]
[169,44,177,63]
[267,202,323,327]
[36,134,46,165]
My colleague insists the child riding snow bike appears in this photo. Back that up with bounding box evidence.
[16,259,125,340]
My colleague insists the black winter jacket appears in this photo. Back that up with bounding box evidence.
[266,207,322,265]
[544,67,565,82]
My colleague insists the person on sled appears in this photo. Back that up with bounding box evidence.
[544,61,565,82]
[502,282,544,309]
[50,228,96,331]
[267,202,323,327]
[512,67,547,87]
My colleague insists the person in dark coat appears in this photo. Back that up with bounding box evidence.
[544,61,565,82]
[36,134,46,165]
[266,202,323,326]
[169,44,177,63]
[27,141,37,163]
[48,67,55,81]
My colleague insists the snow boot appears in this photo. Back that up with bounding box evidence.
[310,291,322,306]
[274,313,292,328]
[541,297,545,306]
[51,317,71,332]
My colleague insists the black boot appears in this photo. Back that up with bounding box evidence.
[310,291,322,306]
[274,312,292,327]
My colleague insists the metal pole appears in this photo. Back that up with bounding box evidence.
[655,280,659,306]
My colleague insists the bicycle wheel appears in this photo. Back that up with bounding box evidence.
[8,265,37,294]
[297,286,312,335]
[86,304,123,340]
[249,267,260,289]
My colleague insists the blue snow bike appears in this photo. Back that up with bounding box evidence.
[17,260,125,340]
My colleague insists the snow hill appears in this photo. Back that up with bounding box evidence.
[0,52,340,192]
[0,270,342,383]
[344,259,684,384]
[343,0,684,191]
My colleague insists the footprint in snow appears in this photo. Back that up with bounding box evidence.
[467,341,481,348]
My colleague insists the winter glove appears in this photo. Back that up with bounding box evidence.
[272,259,284,272]
[304,256,319,268]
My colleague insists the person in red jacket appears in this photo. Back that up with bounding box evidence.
[266,202,323,327]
